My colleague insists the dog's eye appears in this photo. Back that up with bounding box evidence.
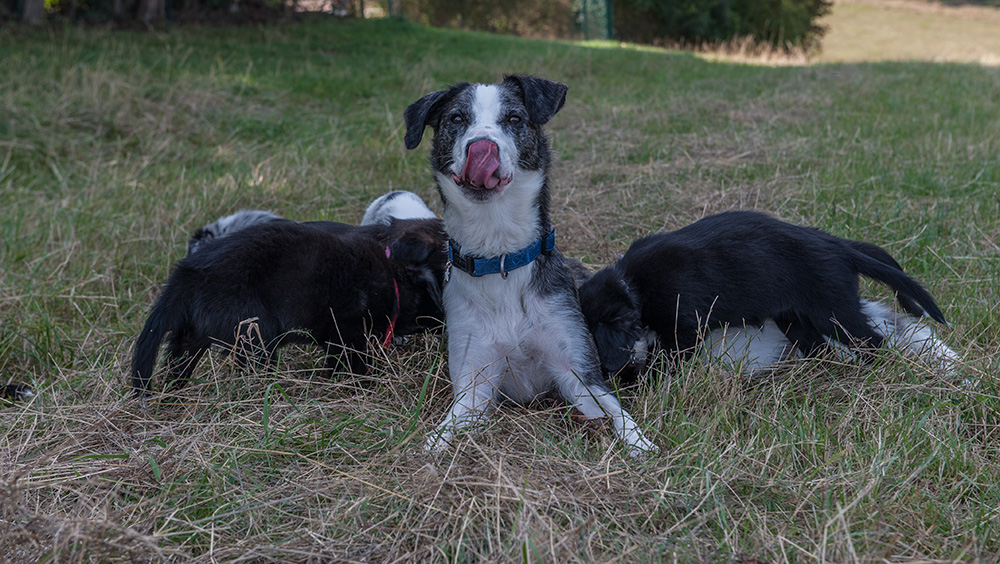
[449,114,464,124]
[507,115,522,124]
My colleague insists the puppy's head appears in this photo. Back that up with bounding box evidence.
[404,75,568,204]
[361,190,437,226]
[578,266,650,382]
[186,210,283,257]
[384,218,448,331]
[186,226,217,257]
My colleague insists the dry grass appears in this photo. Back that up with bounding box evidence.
[815,0,1000,65]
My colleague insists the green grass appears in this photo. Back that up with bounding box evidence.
[1,16,999,563]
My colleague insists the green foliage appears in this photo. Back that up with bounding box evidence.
[402,0,577,37]
[615,0,831,49]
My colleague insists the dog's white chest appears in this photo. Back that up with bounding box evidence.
[443,267,570,401]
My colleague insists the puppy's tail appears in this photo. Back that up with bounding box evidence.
[131,302,171,402]
[848,244,947,325]
[847,241,924,315]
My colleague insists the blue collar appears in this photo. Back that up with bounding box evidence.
[448,229,556,279]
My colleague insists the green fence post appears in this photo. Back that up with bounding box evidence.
[605,0,613,39]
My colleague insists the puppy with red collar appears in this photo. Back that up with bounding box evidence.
[131,218,446,402]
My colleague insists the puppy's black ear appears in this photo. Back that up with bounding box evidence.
[504,75,568,125]
[404,83,467,150]
[593,322,638,374]
[389,234,438,265]
[416,266,443,312]
[187,227,212,256]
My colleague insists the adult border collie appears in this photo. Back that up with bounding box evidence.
[577,210,957,382]
[405,75,656,454]
[132,218,446,402]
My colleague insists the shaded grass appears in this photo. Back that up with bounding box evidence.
[0,16,999,563]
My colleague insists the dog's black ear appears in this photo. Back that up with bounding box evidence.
[390,234,438,265]
[504,75,568,125]
[415,266,443,312]
[404,84,467,150]
[187,227,213,256]
[593,322,638,374]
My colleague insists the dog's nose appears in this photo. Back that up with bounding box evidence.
[458,139,504,189]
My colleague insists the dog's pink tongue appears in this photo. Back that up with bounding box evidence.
[461,140,502,189]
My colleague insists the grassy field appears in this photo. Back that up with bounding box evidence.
[1,16,999,563]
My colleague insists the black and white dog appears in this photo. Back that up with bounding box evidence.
[405,75,657,454]
[186,209,283,256]
[132,218,446,401]
[1,384,34,403]
[185,191,436,256]
[578,210,957,381]
[361,190,437,226]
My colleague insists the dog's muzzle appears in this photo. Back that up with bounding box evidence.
[453,139,513,190]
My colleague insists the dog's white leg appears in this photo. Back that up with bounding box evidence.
[556,375,658,456]
[425,350,505,452]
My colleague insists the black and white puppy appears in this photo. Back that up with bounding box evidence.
[185,190,437,256]
[186,209,283,256]
[405,75,656,454]
[361,190,437,226]
[578,210,955,382]
[132,218,447,401]
[702,300,959,375]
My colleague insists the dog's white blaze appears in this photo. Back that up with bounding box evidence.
[449,85,519,194]
[438,170,544,256]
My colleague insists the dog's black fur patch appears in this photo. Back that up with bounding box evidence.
[578,211,948,382]
[131,218,446,399]
[1,384,34,403]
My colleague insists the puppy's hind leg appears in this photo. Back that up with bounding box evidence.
[862,300,962,378]
[164,333,208,392]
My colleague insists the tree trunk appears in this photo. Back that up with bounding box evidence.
[137,0,165,21]
[21,0,44,24]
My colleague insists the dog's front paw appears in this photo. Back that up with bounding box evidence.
[621,428,659,457]
[424,427,455,453]
[625,437,659,458]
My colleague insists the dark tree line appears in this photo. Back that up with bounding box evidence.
[2,0,290,24]
[4,0,830,53]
